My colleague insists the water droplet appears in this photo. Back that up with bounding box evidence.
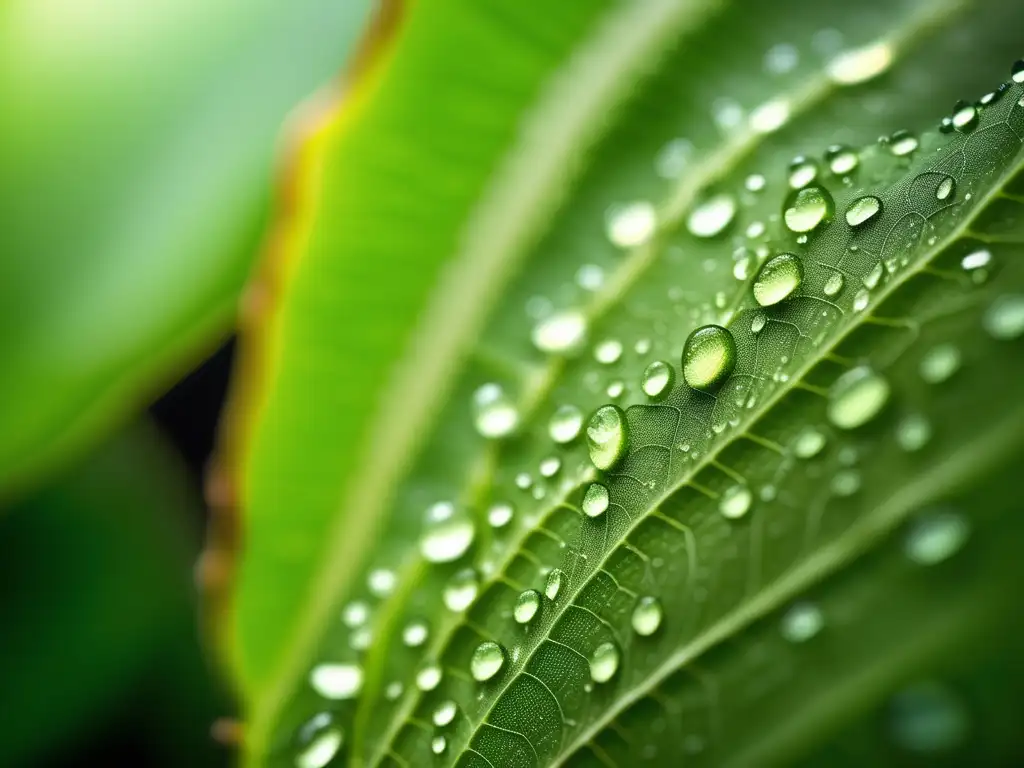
[919,344,961,384]
[750,312,767,334]
[582,483,610,518]
[431,736,447,755]
[539,456,561,479]
[470,641,505,682]
[897,413,932,452]
[342,601,369,628]
[606,201,656,247]
[961,248,991,280]
[983,294,1024,339]
[402,621,429,648]
[635,337,652,355]
[825,144,858,175]
[682,325,736,391]
[831,469,861,496]
[443,568,479,612]
[712,97,744,131]
[548,404,583,445]
[384,681,403,700]
[951,100,978,132]
[793,427,827,458]
[420,501,475,563]
[827,366,890,429]
[514,589,541,624]
[631,596,663,636]
[587,405,629,471]
[487,502,513,528]
[594,338,623,364]
[853,288,869,311]
[472,383,519,438]
[575,263,604,291]
[905,512,970,565]
[845,195,882,227]
[1012,59,1024,84]
[687,193,737,238]
[888,681,969,752]
[590,641,620,683]
[719,484,752,519]
[655,138,693,179]
[295,713,343,768]
[888,129,918,156]
[367,568,396,597]
[863,261,884,289]
[935,175,955,201]
[415,664,442,691]
[750,98,790,133]
[745,173,767,192]
[826,41,893,84]
[780,602,823,642]
[641,360,675,399]
[544,568,564,600]
[783,185,834,233]
[753,253,803,306]
[764,42,799,74]
[787,156,818,189]
[310,663,363,700]
[606,380,625,399]
[349,627,372,651]
[733,253,752,281]
[823,271,844,297]
[432,700,457,727]
[532,310,587,354]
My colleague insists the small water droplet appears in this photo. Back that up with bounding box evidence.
[594,339,623,364]
[753,253,803,306]
[853,288,870,311]
[415,664,442,691]
[719,484,752,519]
[606,201,656,247]
[793,427,827,458]
[443,568,479,612]
[863,261,884,289]
[750,98,791,133]
[420,501,475,563]
[487,502,513,529]
[826,41,893,85]
[780,601,823,642]
[960,248,991,282]
[750,312,767,334]
[823,271,844,296]
[983,294,1024,339]
[831,469,861,496]
[712,97,744,131]
[310,663,363,700]
[1012,59,1024,84]
[935,175,955,201]
[888,681,969,753]
[655,138,693,179]
[349,627,372,651]
[641,360,675,399]
[384,681,403,700]
[514,589,541,624]
[472,383,519,438]
[548,405,583,444]
[951,100,978,132]
[575,263,604,291]
[764,42,799,74]
[905,512,970,565]
[545,568,564,600]
[367,568,396,598]
[746,173,767,192]
[590,641,620,683]
[788,156,820,189]
[582,483,610,518]
[919,344,961,384]
[827,366,890,429]
[295,713,343,768]
[402,621,429,648]
[587,405,629,471]
[897,413,932,452]
[634,337,652,355]
[825,144,858,175]
[431,736,447,755]
[783,185,834,233]
[687,193,737,238]
[539,456,561,478]
[606,380,625,399]
[342,601,369,628]
[432,700,457,727]
[631,596,663,636]
[470,641,505,681]
[532,310,587,354]
[888,129,918,156]
[682,325,736,391]
[845,195,882,227]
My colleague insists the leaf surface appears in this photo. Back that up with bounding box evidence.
[225,0,1024,765]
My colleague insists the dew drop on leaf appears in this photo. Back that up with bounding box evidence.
[341,601,368,628]
[780,601,824,643]
[367,568,396,597]
[960,248,992,283]
[787,155,819,189]
[349,627,372,651]
[719,484,753,519]
[896,414,932,452]
[828,366,890,429]
[845,195,883,227]
[825,144,859,175]
[432,700,457,727]
[582,482,610,518]
[384,681,403,701]
[420,501,475,563]
[605,201,656,247]
[1013,58,1024,83]
[472,383,519,439]
[594,338,623,364]
[631,596,663,636]
[415,664,442,692]
[682,325,736,391]
[470,641,505,681]
[309,663,362,700]
[532,309,587,354]
[905,512,970,565]
[887,682,969,753]
[826,40,893,84]
[749,98,791,134]
[443,568,479,612]
[544,568,564,600]
[539,456,561,478]
[514,589,541,624]
[888,129,918,156]
[548,404,583,444]
[863,261,884,289]
[935,175,955,201]
[686,193,737,238]
[919,344,962,384]
[745,173,767,192]
[951,100,979,132]
[486,502,513,528]
[983,294,1024,339]
[586,404,629,470]
[753,253,803,306]
[831,469,862,496]
[750,312,767,334]
[295,713,343,768]
[575,263,604,291]
[641,360,674,399]
[793,427,827,458]
[402,621,429,648]
[783,185,834,234]
[590,641,620,683]
[431,736,447,755]
[823,271,844,297]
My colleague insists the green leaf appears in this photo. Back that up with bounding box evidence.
[225,0,1024,764]
[0,0,371,490]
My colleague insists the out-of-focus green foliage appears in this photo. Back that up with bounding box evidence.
[0,0,371,492]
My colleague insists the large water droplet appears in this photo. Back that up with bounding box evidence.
[310,663,363,700]
[935,175,955,201]
[544,568,564,600]
[641,360,675,399]
[432,700,457,727]
[825,144,858,175]
[295,713,343,768]
[443,568,479,612]
[826,41,893,84]
[472,383,519,438]
[587,405,629,471]
[416,664,442,691]
[905,512,970,565]
[793,427,827,458]
[631,596,663,636]
[582,482,610,518]
[888,129,918,156]
[983,294,1024,339]
[606,201,656,247]
[827,366,890,429]
[845,195,882,227]
[787,156,819,189]
[888,682,969,753]
[590,641,620,683]
[780,601,824,642]
[951,100,978,132]
[753,253,803,306]
[682,325,736,391]
[687,193,737,238]
[431,736,447,755]
[402,621,429,648]
[548,404,583,444]
[532,310,587,354]
[783,185,834,234]
[919,344,961,384]
[420,501,475,563]
[719,484,752,519]
[470,641,505,681]
[514,589,541,624]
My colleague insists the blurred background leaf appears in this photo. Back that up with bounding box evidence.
[0,0,371,493]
